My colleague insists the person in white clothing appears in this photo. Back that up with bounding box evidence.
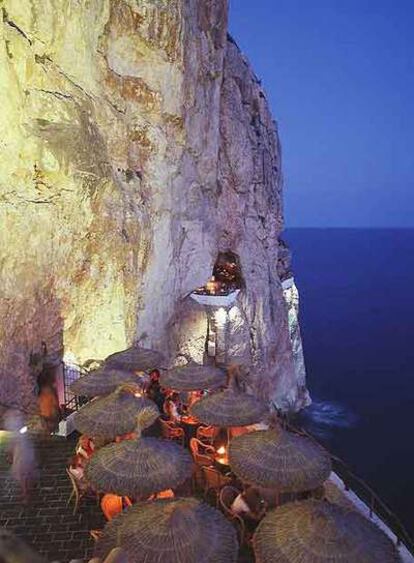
[4,409,38,502]
[230,487,267,522]
[164,392,182,423]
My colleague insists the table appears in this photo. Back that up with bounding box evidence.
[214,449,231,475]
[215,452,229,466]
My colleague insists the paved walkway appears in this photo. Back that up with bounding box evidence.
[0,430,254,562]
[0,433,105,562]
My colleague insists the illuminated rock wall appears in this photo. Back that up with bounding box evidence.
[0,0,309,412]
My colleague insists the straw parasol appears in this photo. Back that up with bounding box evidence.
[105,346,165,372]
[228,428,331,493]
[160,364,226,392]
[73,384,159,440]
[69,367,141,397]
[94,497,238,563]
[189,388,267,427]
[253,499,400,563]
[85,437,193,498]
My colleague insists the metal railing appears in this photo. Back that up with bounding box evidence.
[62,361,99,415]
[280,416,414,553]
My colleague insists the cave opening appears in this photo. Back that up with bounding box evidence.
[193,251,243,297]
[190,251,243,365]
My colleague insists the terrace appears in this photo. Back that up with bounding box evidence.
[0,350,412,562]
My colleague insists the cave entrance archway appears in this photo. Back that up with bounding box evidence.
[190,251,244,366]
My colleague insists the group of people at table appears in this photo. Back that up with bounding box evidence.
[67,369,307,535]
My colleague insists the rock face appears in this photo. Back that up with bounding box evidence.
[0,0,309,412]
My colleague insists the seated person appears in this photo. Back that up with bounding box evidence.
[231,487,267,522]
[188,390,203,406]
[76,435,95,459]
[68,454,88,490]
[148,369,160,384]
[163,392,182,423]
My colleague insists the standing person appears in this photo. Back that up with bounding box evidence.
[4,410,38,503]
[146,369,166,411]
[11,433,37,502]
[0,529,45,563]
[68,454,88,491]
[37,368,60,434]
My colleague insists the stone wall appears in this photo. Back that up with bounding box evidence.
[0,0,309,412]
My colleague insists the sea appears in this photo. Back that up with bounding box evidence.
[285,228,414,537]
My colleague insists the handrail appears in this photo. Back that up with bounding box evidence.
[62,361,91,414]
[281,416,414,553]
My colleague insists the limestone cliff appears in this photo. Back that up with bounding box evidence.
[0,0,309,412]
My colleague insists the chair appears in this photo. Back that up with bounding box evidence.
[148,489,175,500]
[219,485,245,545]
[196,425,219,444]
[201,466,232,505]
[101,494,124,521]
[160,418,185,446]
[189,438,216,492]
[66,468,99,515]
[189,438,216,467]
[229,426,250,439]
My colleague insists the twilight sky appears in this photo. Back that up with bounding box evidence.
[229,0,414,227]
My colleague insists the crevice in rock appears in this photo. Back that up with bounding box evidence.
[31,88,73,101]
[34,53,94,102]
[2,8,33,45]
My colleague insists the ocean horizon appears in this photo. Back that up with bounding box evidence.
[285,227,414,537]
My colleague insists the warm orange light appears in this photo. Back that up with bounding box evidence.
[217,446,226,455]
[157,489,175,499]
[134,391,142,397]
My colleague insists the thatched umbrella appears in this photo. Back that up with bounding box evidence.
[160,365,226,392]
[94,497,238,563]
[73,385,159,440]
[228,428,331,493]
[253,499,400,563]
[85,437,193,498]
[69,368,141,397]
[105,346,165,372]
[189,388,267,427]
